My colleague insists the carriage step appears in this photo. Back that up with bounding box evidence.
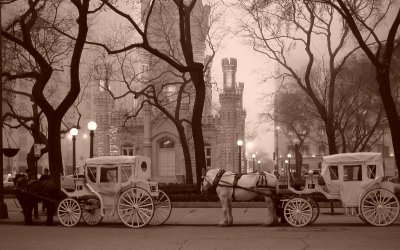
[345,207,359,216]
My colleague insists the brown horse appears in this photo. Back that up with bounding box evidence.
[201,168,279,227]
[13,173,61,225]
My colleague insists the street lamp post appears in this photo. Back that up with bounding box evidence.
[257,160,261,171]
[70,128,78,175]
[287,153,292,181]
[252,154,256,172]
[237,140,243,174]
[88,121,97,158]
[275,126,280,171]
[284,159,289,176]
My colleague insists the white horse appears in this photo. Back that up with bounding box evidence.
[201,168,279,227]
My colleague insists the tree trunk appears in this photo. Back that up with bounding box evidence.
[47,118,63,188]
[26,149,37,179]
[190,65,206,187]
[377,71,400,176]
[295,144,302,179]
[325,123,338,155]
[176,123,193,184]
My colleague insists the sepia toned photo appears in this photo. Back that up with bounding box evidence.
[1,1,399,249]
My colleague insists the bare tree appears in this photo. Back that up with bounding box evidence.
[84,0,221,185]
[2,0,94,186]
[311,0,400,176]
[333,54,387,152]
[238,1,386,156]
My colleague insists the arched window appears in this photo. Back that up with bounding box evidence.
[121,142,134,156]
[159,139,175,148]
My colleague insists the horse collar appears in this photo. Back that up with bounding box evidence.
[212,169,226,190]
[232,174,243,201]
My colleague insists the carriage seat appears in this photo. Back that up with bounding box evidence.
[61,176,76,192]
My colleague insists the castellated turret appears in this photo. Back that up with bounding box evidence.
[237,82,244,109]
[222,58,237,91]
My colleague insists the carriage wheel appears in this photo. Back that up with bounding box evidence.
[82,208,103,226]
[284,197,313,227]
[307,198,320,225]
[57,198,81,227]
[360,188,400,226]
[117,187,154,228]
[149,190,172,225]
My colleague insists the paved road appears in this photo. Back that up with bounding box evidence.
[1,223,399,250]
[1,199,399,250]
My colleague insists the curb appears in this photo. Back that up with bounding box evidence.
[171,201,343,208]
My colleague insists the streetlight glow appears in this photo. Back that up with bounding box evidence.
[87,121,97,131]
[70,127,78,136]
[237,139,243,146]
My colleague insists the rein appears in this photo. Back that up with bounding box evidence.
[215,178,279,200]
[14,187,59,204]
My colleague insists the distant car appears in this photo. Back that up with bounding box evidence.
[3,174,15,193]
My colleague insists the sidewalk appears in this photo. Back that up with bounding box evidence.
[1,198,398,226]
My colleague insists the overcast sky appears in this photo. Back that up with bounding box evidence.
[210,1,276,159]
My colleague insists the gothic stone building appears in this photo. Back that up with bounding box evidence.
[93,58,246,183]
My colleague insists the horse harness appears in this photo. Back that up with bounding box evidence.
[213,171,270,201]
[210,169,226,193]
[232,173,243,201]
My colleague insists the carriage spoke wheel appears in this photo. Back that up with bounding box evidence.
[149,190,172,225]
[57,198,81,227]
[307,198,320,225]
[82,208,103,226]
[360,188,399,226]
[284,198,313,227]
[117,187,154,228]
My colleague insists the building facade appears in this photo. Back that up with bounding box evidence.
[93,57,246,183]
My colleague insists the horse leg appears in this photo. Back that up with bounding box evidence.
[218,195,230,227]
[21,205,29,225]
[26,205,34,225]
[45,202,54,226]
[263,196,276,226]
[227,199,233,226]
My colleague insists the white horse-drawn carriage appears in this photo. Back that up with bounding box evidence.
[201,152,400,227]
[58,156,171,228]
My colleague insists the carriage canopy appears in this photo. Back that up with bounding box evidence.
[84,155,151,184]
[321,152,384,206]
